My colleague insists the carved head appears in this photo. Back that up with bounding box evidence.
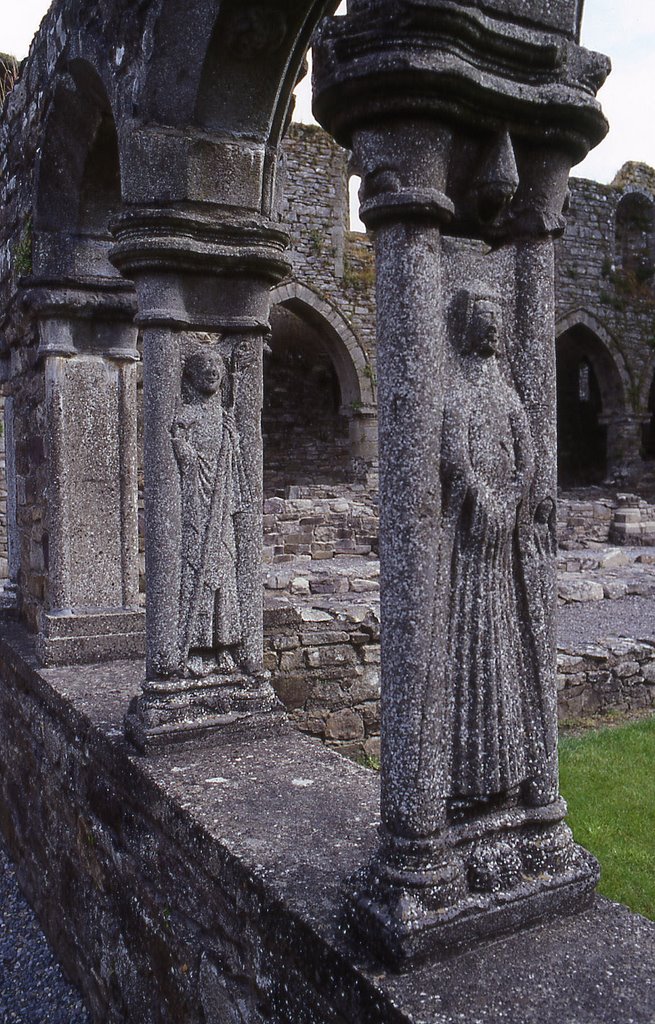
[185,349,225,396]
[459,286,503,358]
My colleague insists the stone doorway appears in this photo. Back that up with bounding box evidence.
[556,324,625,487]
[263,303,364,496]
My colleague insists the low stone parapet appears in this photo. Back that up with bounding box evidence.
[264,599,380,759]
[557,637,655,719]
[263,492,378,564]
[0,622,652,1023]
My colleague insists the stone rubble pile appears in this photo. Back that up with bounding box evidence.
[557,546,655,603]
[558,492,655,549]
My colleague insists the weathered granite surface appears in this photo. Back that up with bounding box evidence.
[0,623,653,1024]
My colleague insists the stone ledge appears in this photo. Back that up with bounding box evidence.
[0,621,654,1023]
[36,609,146,667]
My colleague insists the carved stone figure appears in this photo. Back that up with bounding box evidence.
[171,347,248,677]
[441,287,535,805]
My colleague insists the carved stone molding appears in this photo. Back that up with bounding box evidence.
[314,0,609,244]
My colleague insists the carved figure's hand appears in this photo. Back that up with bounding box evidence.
[171,422,194,470]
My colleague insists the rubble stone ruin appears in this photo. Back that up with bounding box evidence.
[0,1,654,1022]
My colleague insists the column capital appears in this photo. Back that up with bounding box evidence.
[21,279,139,361]
[314,0,609,241]
[109,206,291,331]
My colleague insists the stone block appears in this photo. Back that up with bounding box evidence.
[273,674,307,710]
[300,630,349,646]
[598,549,630,569]
[557,578,604,602]
[305,645,357,669]
[280,650,304,672]
[614,661,639,680]
[360,702,381,733]
[290,576,310,596]
[348,667,380,702]
[264,651,278,673]
[325,708,365,741]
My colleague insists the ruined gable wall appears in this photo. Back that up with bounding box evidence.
[555,175,655,475]
[281,123,376,372]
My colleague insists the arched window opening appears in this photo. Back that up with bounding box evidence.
[264,305,354,495]
[615,191,655,283]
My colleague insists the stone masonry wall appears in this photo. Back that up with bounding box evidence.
[558,493,655,547]
[557,637,655,719]
[1,45,50,629]
[281,124,376,368]
[262,491,378,564]
[264,604,380,760]
[555,171,655,481]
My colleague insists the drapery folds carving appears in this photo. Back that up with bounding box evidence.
[314,0,609,965]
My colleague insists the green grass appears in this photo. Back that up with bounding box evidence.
[559,718,655,920]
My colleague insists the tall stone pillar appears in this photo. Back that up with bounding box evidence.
[24,281,143,665]
[314,0,610,965]
[111,209,289,749]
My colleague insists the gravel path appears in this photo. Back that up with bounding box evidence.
[558,594,655,647]
[0,839,89,1024]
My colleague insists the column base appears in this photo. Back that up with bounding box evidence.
[347,802,599,967]
[125,672,287,751]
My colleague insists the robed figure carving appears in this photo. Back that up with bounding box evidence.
[171,347,249,678]
[440,287,542,807]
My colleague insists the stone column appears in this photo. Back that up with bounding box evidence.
[23,282,143,665]
[111,209,289,749]
[314,0,609,965]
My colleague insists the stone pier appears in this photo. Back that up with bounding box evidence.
[314,0,611,964]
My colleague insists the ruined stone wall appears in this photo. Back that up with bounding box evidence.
[0,32,51,628]
[557,637,655,719]
[555,172,655,481]
[281,123,376,364]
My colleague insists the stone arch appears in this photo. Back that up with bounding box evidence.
[270,282,375,409]
[33,60,123,280]
[123,1,341,215]
[265,282,377,493]
[555,311,632,486]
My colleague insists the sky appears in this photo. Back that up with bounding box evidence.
[2,1,655,184]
